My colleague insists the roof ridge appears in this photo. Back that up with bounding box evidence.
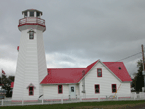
[47,68,86,69]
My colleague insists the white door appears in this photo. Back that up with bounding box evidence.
[69,85,76,98]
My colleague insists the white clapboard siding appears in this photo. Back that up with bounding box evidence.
[79,61,131,98]
[12,30,28,100]
[36,29,48,96]
[76,84,79,96]
[12,25,47,100]
[43,85,69,99]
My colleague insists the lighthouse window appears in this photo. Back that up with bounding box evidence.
[37,12,40,17]
[24,12,27,17]
[29,86,34,96]
[29,31,34,39]
[30,11,34,17]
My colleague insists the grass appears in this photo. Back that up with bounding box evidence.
[0,100,145,109]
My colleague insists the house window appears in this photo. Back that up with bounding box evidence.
[29,86,34,96]
[112,84,116,93]
[58,85,63,94]
[97,68,102,77]
[94,84,100,93]
[71,87,74,92]
[29,31,34,39]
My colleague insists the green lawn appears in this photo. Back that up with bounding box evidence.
[0,100,145,109]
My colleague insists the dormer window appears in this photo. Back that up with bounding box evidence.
[97,68,102,77]
[30,11,34,17]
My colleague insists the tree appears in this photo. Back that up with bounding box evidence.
[132,59,144,92]
[0,75,15,97]
[131,72,137,88]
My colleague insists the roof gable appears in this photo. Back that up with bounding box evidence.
[40,60,132,84]
[103,62,132,82]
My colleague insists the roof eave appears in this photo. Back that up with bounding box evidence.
[22,9,43,15]
[78,59,100,83]
[40,83,79,85]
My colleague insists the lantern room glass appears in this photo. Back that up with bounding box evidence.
[30,11,34,17]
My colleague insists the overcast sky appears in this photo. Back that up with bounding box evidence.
[0,0,145,77]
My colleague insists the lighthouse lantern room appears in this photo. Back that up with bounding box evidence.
[12,9,48,100]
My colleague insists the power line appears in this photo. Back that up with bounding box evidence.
[97,52,142,68]
[115,52,142,62]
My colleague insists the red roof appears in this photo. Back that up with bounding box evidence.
[103,62,132,82]
[40,60,132,84]
[11,82,14,88]
[41,68,87,84]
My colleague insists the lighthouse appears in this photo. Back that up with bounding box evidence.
[12,9,48,100]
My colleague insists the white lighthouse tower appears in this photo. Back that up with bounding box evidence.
[12,9,48,100]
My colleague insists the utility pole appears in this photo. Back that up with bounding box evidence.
[141,44,145,92]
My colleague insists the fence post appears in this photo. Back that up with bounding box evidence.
[80,96,82,102]
[22,99,24,105]
[134,93,136,100]
[140,92,142,99]
[116,95,118,100]
[130,93,132,99]
[2,99,3,106]
[42,98,43,104]
[61,97,63,104]
[98,95,100,101]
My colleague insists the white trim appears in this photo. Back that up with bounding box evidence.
[41,83,78,85]
[26,83,36,89]
[27,29,36,33]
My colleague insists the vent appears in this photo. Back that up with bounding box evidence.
[118,67,121,70]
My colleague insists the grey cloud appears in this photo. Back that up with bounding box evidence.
[0,0,145,75]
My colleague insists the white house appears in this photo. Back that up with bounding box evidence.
[12,9,132,101]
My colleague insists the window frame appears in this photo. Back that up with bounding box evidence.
[58,85,63,94]
[36,12,40,17]
[29,31,34,39]
[94,84,100,94]
[29,86,34,96]
[97,68,102,77]
[24,12,27,17]
[112,84,117,93]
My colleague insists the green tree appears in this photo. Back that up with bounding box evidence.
[132,59,144,92]
[0,75,14,97]
[131,73,137,88]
